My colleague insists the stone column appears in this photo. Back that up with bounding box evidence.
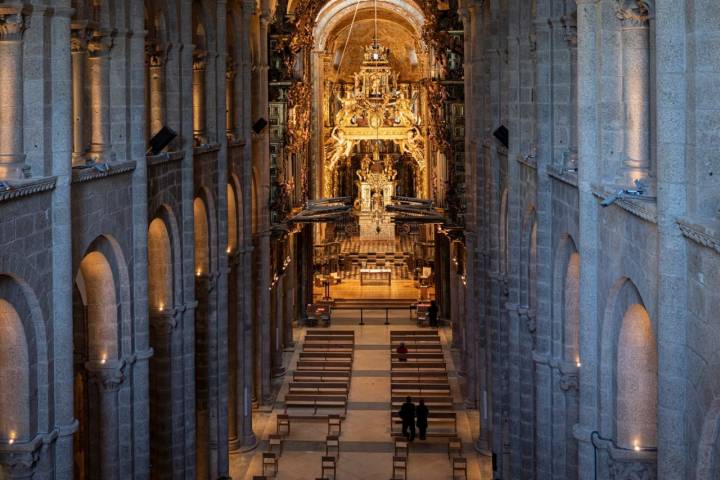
[147,44,167,138]
[226,60,236,139]
[86,361,126,480]
[575,1,603,479]
[86,31,114,163]
[239,246,257,448]
[562,14,579,172]
[192,50,208,144]
[0,10,27,179]
[616,1,652,187]
[71,28,88,166]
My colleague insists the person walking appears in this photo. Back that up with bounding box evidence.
[396,341,408,362]
[416,398,429,440]
[428,300,439,328]
[399,396,416,441]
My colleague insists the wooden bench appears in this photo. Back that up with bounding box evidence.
[391,337,441,345]
[302,343,354,353]
[307,329,355,337]
[297,361,352,372]
[391,396,454,410]
[284,394,347,416]
[390,330,439,337]
[293,371,351,383]
[299,352,353,362]
[305,335,354,343]
[390,383,451,395]
[391,362,446,371]
[391,352,445,361]
[288,382,349,396]
[391,411,457,436]
[391,371,450,383]
[388,343,443,352]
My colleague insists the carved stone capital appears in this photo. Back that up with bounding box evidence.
[71,28,90,53]
[561,13,577,46]
[193,49,207,70]
[150,310,179,335]
[609,458,656,480]
[86,360,126,391]
[146,42,170,68]
[0,10,28,42]
[87,31,114,58]
[0,449,40,478]
[616,0,653,26]
[559,371,579,391]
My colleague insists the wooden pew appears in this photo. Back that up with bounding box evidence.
[390,337,441,345]
[296,361,352,373]
[391,396,454,411]
[389,343,443,352]
[390,330,439,338]
[391,383,451,395]
[292,371,351,383]
[307,329,355,337]
[288,382,349,396]
[391,371,450,383]
[390,411,458,436]
[305,334,354,343]
[391,361,446,371]
[391,352,445,361]
[299,352,353,362]
[284,394,347,416]
[302,343,354,353]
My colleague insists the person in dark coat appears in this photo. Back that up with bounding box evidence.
[428,300,439,328]
[416,398,429,440]
[399,396,416,441]
[396,342,408,362]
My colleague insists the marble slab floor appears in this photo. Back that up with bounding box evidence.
[230,311,492,479]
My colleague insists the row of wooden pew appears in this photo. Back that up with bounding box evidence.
[389,330,457,437]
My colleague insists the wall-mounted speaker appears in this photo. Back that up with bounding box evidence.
[148,126,177,155]
[493,125,509,148]
[252,118,268,134]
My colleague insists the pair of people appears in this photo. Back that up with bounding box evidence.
[398,397,429,441]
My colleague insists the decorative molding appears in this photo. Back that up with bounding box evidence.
[71,160,136,183]
[146,41,170,67]
[592,187,657,224]
[193,143,221,155]
[609,458,657,480]
[0,177,56,203]
[86,360,127,391]
[616,0,653,26]
[561,13,578,47]
[548,164,579,187]
[559,371,579,391]
[677,218,720,255]
[193,49,207,71]
[147,150,184,167]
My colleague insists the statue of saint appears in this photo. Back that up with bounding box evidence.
[384,155,397,181]
[372,189,384,212]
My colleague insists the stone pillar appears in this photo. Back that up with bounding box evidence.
[71,28,88,166]
[562,14,579,172]
[86,31,114,163]
[192,50,208,144]
[0,10,27,179]
[227,253,240,450]
[575,2,603,479]
[86,361,125,480]
[616,1,652,187]
[226,61,236,139]
[147,44,167,138]
[239,246,257,448]
[271,278,285,377]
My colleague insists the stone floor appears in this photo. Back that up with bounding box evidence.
[229,311,492,479]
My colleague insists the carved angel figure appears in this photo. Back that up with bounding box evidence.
[325,127,353,170]
[399,128,425,168]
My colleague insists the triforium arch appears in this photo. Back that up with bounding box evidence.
[0,273,49,467]
[598,277,658,474]
[73,235,132,480]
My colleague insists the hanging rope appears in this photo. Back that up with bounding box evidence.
[336,0,361,79]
